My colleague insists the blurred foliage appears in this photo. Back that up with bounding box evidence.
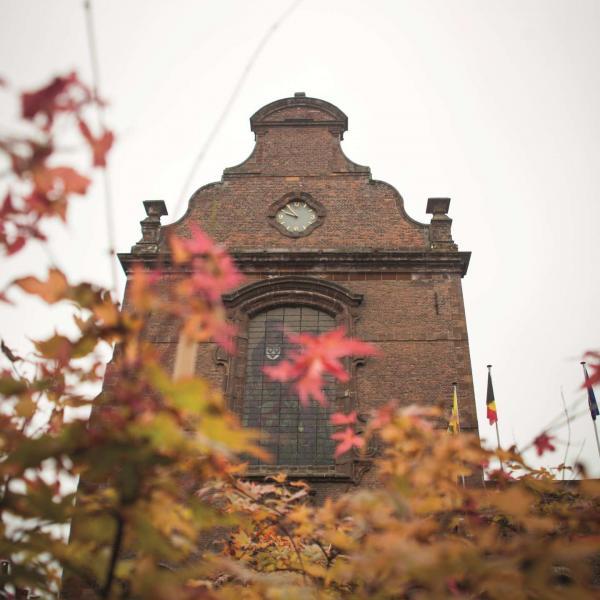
[1,73,599,599]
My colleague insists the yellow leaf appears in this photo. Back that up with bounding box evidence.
[15,396,36,418]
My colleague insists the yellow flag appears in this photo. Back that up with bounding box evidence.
[448,385,460,434]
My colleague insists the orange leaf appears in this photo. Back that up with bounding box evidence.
[33,166,90,196]
[78,118,114,167]
[15,268,69,303]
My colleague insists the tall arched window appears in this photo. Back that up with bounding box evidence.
[243,306,336,466]
[221,276,364,476]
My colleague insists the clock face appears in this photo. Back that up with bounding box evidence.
[275,200,317,234]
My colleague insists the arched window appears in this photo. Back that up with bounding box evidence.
[243,306,336,466]
[221,276,364,476]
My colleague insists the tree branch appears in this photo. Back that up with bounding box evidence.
[101,512,124,598]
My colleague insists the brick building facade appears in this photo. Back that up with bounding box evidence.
[118,92,478,497]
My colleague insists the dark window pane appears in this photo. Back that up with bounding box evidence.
[241,306,336,466]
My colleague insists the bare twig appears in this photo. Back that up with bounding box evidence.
[174,0,304,217]
[83,0,119,300]
[276,521,308,584]
[101,512,124,598]
[313,539,334,567]
[560,386,572,481]
[229,479,308,583]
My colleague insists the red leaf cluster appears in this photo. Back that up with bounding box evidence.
[1,72,114,256]
[170,225,244,301]
[533,432,556,456]
[331,426,364,457]
[21,71,93,129]
[125,226,244,352]
[263,327,379,406]
[330,410,358,425]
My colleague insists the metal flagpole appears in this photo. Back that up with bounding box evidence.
[453,382,466,488]
[485,365,504,471]
[593,422,600,460]
[581,361,600,459]
[487,365,503,471]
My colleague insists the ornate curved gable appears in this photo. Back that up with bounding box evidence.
[250,93,348,135]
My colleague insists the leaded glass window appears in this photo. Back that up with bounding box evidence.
[242,306,337,466]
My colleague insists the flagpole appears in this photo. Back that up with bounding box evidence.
[593,423,600,460]
[453,382,466,488]
[487,365,503,471]
[581,361,600,459]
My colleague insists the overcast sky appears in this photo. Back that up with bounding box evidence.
[1,0,599,475]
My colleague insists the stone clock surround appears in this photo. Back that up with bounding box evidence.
[267,191,326,238]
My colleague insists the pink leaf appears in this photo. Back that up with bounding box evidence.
[262,327,379,406]
[330,411,357,425]
[533,432,556,456]
[583,351,600,389]
[331,427,364,457]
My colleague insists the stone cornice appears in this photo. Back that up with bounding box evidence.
[118,249,471,277]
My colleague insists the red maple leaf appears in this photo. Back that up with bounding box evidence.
[170,226,243,301]
[78,118,114,167]
[330,411,358,425]
[21,72,93,129]
[331,426,364,457]
[263,327,379,406]
[487,468,514,482]
[170,224,218,262]
[6,236,26,256]
[533,432,556,456]
[188,253,243,302]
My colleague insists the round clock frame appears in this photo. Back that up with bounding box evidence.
[267,191,326,238]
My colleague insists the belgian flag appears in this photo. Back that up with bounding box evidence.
[486,366,498,425]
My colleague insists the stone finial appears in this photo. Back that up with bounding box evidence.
[131,200,168,254]
[426,197,457,250]
[426,197,451,216]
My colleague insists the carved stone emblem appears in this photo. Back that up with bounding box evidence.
[265,344,281,360]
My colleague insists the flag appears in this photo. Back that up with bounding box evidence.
[486,367,498,425]
[448,384,460,434]
[583,363,599,421]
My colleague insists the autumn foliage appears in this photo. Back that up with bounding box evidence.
[1,74,600,599]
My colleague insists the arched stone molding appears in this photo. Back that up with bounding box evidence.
[222,275,362,320]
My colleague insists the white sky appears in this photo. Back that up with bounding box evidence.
[1,0,599,475]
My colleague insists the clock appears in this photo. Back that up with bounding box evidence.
[268,192,325,238]
[276,200,317,233]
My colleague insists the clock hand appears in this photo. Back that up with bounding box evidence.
[283,208,298,218]
[286,205,299,217]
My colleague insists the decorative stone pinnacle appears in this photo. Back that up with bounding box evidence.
[426,197,451,216]
[143,200,168,218]
[426,197,456,250]
[132,200,168,254]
